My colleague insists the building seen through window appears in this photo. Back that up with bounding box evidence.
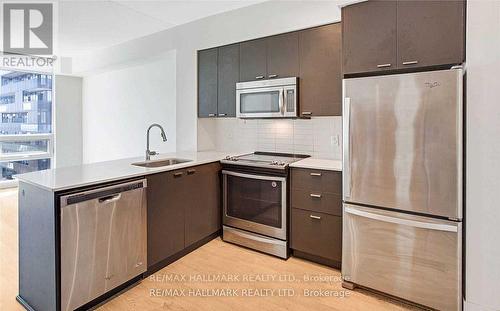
[0,71,53,182]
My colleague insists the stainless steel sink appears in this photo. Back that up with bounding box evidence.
[132,158,191,168]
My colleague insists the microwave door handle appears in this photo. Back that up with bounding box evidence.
[283,89,288,114]
[279,89,284,115]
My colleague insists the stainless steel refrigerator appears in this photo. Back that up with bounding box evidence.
[342,68,463,311]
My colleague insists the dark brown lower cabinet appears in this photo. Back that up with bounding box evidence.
[291,168,342,268]
[291,190,342,216]
[291,209,342,267]
[147,168,186,268]
[147,162,221,270]
[184,162,221,247]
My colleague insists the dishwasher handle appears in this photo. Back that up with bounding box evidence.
[98,194,122,204]
[62,179,147,207]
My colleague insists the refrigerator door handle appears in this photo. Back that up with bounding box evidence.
[344,206,458,232]
[343,96,351,199]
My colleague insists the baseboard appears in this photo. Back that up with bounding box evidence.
[292,250,341,269]
[78,275,143,310]
[16,296,36,311]
[145,230,220,277]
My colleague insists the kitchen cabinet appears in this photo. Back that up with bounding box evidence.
[198,23,342,117]
[240,34,299,82]
[198,48,218,117]
[299,23,342,116]
[184,162,221,247]
[291,209,342,264]
[239,38,267,82]
[290,168,342,267]
[291,167,342,194]
[147,169,186,268]
[342,0,465,75]
[147,162,222,269]
[292,190,342,216]
[267,32,299,79]
[397,0,465,69]
[217,44,239,117]
[342,0,398,74]
[17,161,221,311]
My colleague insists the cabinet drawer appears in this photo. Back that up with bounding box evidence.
[291,189,342,216]
[291,209,342,262]
[291,168,341,194]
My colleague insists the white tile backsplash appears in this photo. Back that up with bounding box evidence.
[213,116,342,159]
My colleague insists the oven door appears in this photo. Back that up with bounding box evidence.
[222,170,287,240]
[237,86,296,118]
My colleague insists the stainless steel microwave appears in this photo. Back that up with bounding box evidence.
[236,77,298,118]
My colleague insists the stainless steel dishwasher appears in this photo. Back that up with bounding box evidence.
[60,179,147,311]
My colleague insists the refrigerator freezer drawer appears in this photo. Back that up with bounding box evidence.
[342,203,462,311]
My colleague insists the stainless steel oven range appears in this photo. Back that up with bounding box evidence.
[220,152,309,258]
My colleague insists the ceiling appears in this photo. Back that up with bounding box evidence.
[57,0,266,57]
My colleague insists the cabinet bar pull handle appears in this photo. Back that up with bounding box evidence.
[402,60,419,65]
[255,75,264,79]
[187,169,196,175]
[218,113,227,117]
[173,172,183,178]
[208,113,216,117]
[310,172,322,176]
[310,193,322,198]
[302,111,312,116]
[377,63,391,68]
[268,74,278,78]
[310,215,321,220]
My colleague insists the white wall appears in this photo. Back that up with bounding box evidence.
[54,75,83,167]
[72,1,351,152]
[81,52,176,163]
[465,1,500,310]
[204,117,342,159]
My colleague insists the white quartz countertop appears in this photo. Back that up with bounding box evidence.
[16,151,237,192]
[289,157,342,171]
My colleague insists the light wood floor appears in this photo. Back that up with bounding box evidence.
[0,189,418,311]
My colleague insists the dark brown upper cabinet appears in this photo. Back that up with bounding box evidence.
[198,48,218,117]
[240,34,299,82]
[239,38,267,81]
[299,23,342,116]
[397,1,465,69]
[198,23,342,117]
[217,44,239,117]
[342,0,465,75]
[342,0,398,75]
[267,32,299,79]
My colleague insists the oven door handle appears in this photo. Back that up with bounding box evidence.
[222,170,286,182]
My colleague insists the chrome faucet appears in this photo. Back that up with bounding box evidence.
[146,123,167,160]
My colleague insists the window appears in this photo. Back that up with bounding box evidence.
[0,70,53,183]
[0,95,15,104]
[2,113,28,123]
